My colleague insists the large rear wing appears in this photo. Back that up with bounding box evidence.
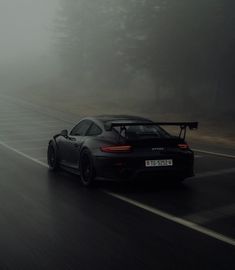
[105,122,198,140]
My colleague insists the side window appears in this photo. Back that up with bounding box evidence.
[70,120,92,136]
[86,123,102,136]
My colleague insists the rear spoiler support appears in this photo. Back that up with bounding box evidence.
[105,122,198,140]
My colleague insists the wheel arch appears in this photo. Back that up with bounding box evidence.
[49,138,57,149]
[48,138,60,158]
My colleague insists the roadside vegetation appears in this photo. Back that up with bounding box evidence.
[2,0,235,144]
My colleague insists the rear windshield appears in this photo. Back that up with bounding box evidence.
[113,124,171,139]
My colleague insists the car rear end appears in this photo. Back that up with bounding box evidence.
[94,121,196,181]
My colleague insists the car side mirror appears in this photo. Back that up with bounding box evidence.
[61,129,68,138]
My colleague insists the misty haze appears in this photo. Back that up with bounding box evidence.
[0,1,234,269]
[0,0,234,143]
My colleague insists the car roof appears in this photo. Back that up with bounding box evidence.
[78,115,152,132]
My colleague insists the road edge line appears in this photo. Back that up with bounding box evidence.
[193,149,235,159]
[0,141,48,168]
[1,138,235,247]
[104,191,235,247]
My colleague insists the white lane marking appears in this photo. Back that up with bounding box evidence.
[0,141,48,168]
[37,157,47,162]
[195,167,235,178]
[0,138,235,246]
[1,94,235,245]
[183,203,235,224]
[2,94,235,160]
[104,191,235,247]
[32,156,48,161]
[193,149,235,159]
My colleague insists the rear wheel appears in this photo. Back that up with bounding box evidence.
[47,142,60,171]
[80,149,95,187]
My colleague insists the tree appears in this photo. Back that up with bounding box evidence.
[54,0,235,117]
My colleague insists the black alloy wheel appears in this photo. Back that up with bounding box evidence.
[80,149,95,187]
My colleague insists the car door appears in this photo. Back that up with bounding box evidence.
[60,120,92,168]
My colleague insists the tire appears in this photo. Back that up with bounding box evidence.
[47,142,60,171]
[80,149,95,187]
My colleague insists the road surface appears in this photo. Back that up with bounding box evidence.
[0,94,234,269]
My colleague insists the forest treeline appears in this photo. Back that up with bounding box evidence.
[55,0,235,120]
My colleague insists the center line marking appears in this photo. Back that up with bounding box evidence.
[0,139,234,247]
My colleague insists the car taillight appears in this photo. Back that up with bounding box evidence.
[178,144,189,149]
[101,145,132,153]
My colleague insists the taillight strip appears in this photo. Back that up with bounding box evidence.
[101,145,132,153]
[178,144,189,149]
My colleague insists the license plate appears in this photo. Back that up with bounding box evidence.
[145,159,173,167]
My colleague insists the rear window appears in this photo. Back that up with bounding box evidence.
[114,124,171,139]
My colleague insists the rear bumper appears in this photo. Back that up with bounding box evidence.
[93,154,194,181]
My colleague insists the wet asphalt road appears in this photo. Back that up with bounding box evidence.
[0,94,234,269]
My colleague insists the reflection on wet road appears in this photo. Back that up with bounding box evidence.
[0,95,234,269]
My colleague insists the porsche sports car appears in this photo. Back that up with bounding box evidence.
[47,115,198,186]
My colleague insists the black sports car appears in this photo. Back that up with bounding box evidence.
[47,115,198,186]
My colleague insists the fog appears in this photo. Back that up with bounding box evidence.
[0,0,59,89]
[0,0,234,138]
